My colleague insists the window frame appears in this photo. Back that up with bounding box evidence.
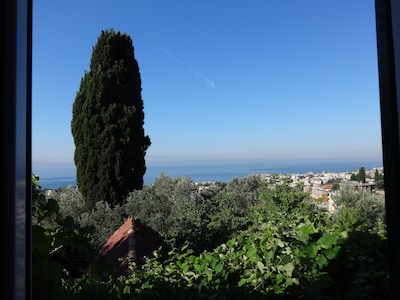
[1,0,399,299]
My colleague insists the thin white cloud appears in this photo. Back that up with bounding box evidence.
[188,69,203,77]
[160,47,184,65]
[189,69,215,88]
[161,47,215,88]
[205,78,215,88]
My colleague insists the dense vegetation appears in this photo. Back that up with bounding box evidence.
[32,172,389,299]
[350,166,367,183]
[71,29,151,208]
[349,166,385,189]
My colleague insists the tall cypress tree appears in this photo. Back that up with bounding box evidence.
[71,29,151,208]
[358,166,366,183]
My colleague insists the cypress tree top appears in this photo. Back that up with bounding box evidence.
[71,29,151,208]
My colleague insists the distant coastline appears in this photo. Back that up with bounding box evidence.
[37,160,383,190]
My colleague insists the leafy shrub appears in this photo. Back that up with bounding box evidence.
[331,184,386,233]
[42,185,126,248]
[32,173,389,299]
[105,217,388,299]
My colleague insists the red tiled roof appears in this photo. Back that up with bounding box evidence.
[98,216,163,276]
[320,184,333,190]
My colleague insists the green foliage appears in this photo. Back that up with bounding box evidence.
[331,184,386,232]
[374,169,384,189]
[124,174,265,252]
[206,175,263,248]
[124,175,210,251]
[326,178,342,191]
[71,29,151,208]
[350,166,368,183]
[32,176,113,300]
[251,176,315,224]
[32,175,65,298]
[99,218,387,299]
[32,173,389,299]
[47,186,86,221]
[358,166,366,183]
[78,200,126,248]
[206,191,249,246]
[43,186,126,248]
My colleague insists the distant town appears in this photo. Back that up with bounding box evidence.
[196,167,384,213]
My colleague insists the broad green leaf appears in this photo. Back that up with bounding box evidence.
[206,270,213,282]
[204,253,213,262]
[210,258,217,269]
[324,245,341,260]
[238,278,248,287]
[257,261,265,273]
[299,223,316,235]
[283,262,295,277]
[303,244,320,258]
[275,273,284,284]
[188,255,197,263]
[194,263,202,272]
[123,285,131,294]
[264,249,275,262]
[297,234,309,244]
[181,262,189,273]
[317,233,338,249]
[246,247,257,258]
[219,243,227,252]
[316,255,328,268]
[201,261,208,271]
[276,239,285,248]
[260,236,268,248]
[215,263,223,274]
[226,239,235,248]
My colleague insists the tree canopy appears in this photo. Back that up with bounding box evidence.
[71,29,150,208]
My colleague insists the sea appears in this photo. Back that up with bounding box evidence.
[37,160,383,190]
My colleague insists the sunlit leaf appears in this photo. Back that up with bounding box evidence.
[257,261,265,273]
[317,233,338,249]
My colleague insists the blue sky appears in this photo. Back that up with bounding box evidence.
[32,0,382,178]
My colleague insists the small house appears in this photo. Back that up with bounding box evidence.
[98,216,164,277]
